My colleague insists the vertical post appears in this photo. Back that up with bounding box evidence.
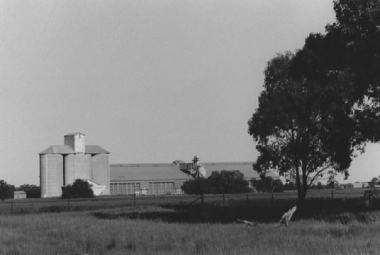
[11,200,13,214]
[134,193,136,206]
[271,189,274,204]
[246,192,249,203]
[331,190,334,200]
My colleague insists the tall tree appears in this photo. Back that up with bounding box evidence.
[248,53,354,201]
[291,0,380,143]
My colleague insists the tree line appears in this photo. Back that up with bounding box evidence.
[0,180,41,200]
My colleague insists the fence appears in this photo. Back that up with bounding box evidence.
[0,188,365,215]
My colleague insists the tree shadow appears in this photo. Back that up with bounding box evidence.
[91,197,376,224]
[91,203,289,224]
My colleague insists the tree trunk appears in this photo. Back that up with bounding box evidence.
[301,164,308,202]
[295,167,302,202]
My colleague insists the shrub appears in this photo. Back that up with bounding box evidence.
[251,177,284,192]
[19,184,41,198]
[181,170,252,194]
[61,179,94,199]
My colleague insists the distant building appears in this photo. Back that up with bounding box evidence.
[14,190,26,199]
[110,161,279,195]
[353,182,370,188]
[39,133,110,198]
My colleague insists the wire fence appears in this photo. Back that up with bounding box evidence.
[0,188,366,215]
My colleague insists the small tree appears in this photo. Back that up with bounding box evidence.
[0,180,15,200]
[181,170,252,195]
[19,184,41,198]
[181,179,209,195]
[208,170,251,194]
[251,176,284,193]
[369,177,379,188]
[61,179,94,199]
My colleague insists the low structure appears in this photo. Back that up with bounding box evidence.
[39,133,110,198]
[14,190,26,199]
[110,160,279,195]
[353,182,370,188]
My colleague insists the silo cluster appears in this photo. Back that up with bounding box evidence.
[40,133,110,198]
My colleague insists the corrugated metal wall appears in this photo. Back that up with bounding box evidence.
[40,154,64,198]
[64,154,92,186]
[64,155,75,186]
[92,154,110,195]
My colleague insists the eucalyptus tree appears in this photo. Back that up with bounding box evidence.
[248,0,380,201]
[248,53,354,201]
[292,0,380,143]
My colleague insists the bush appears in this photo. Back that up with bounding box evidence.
[0,180,15,200]
[181,170,252,194]
[251,177,284,192]
[19,184,41,198]
[61,179,94,199]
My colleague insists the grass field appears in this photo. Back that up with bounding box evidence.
[1,189,380,255]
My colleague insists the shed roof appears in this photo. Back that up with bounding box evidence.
[110,161,279,182]
[200,161,279,180]
[110,163,189,181]
[64,132,85,136]
[40,145,109,155]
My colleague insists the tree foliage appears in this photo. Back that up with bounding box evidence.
[248,0,380,201]
[18,184,41,198]
[249,52,354,201]
[181,170,252,194]
[0,180,15,200]
[292,0,380,143]
[61,179,94,199]
[251,176,284,193]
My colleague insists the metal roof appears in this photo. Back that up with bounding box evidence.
[200,162,261,179]
[40,145,109,155]
[110,161,279,182]
[64,132,85,136]
[110,163,189,181]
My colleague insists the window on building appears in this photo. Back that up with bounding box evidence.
[110,182,141,195]
[148,182,174,195]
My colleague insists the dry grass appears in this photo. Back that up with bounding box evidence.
[0,189,377,254]
[1,203,380,254]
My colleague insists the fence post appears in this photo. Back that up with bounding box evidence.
[331,190,334,200]
[271,189,274,204]
[134,193,136,206]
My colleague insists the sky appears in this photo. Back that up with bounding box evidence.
[0,0,378,186]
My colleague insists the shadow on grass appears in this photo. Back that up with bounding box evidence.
[91,197,380,224]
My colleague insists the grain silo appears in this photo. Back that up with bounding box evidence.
[40,133,110,198]
[40,154,64,197]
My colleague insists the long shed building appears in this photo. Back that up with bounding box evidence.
[40,133,110,197]
[110,161,279,195]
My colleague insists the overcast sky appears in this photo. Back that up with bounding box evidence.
[0,0,378,186]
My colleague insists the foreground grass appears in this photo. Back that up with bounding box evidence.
[1,203,380,255]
